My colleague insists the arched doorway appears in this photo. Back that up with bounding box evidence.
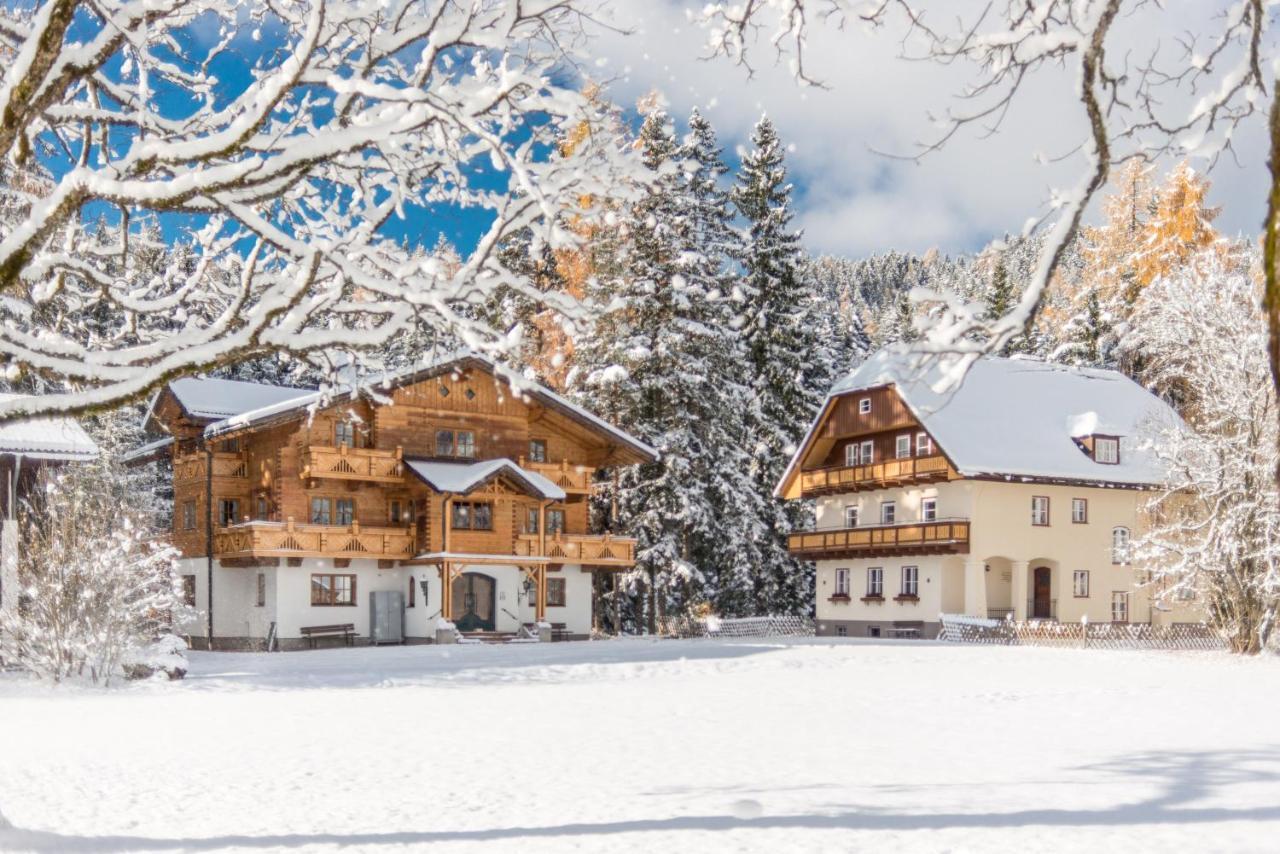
[452,572,496,631]
[1032,566,1053,619]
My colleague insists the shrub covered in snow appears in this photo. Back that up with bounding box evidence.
[0,457,191,684]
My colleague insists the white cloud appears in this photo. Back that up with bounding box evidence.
[593,1,1266,257]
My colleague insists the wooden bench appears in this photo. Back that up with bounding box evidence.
[550,622,572,642]
[299,623,356,649]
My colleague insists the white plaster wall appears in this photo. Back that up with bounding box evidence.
[814,556,951,623]
[174,557,276,640]
[816,481,977,529]
[274,558,406,640]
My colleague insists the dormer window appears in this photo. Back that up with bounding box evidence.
[1093,436,1119,464]
[859,398,871,415]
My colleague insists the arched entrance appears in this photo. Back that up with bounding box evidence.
[1032,566,1053,619]
[452,572,496,631]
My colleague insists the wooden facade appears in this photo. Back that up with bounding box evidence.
[153,359,650,613]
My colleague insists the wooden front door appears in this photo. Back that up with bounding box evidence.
[452,572,496,631]
[1032,567,1052,619]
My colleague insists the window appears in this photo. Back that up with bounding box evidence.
[221,437,240,453]
[1072,498,1088,524]
[310,497,332,525]
[844,443,858,467]
[921,498,937,522]
[836,626,848,637]
[451,501,493,530]
[916,432,932,456]
[833,568,850,596]
[1073,570,1090,598]
[335,498,354,526]
[436,429,476,458]
[1031,496,1050,526]
[218,498,241,527]
[866,567,883,597]
[895,434,912,458]
[408,576,416,608]
[256,573,266,607]
[546,509,565,535]
[181,500,196,530]
[529,439,547,463]
[880,501,896,525]
[900,565,919,597]
[546,577,566,607]
[1112,526,1131,564]
[525,507,540,534]
[843,506,859,529]
[311,574,356,606]
[1094,437,1120,464]
[182,575,196,607]
[859,398,871,414]
[1111,591,1129,623]
[867,626,881,638]
[256,495,270,521]
[334,421,356,447]
[388,499,405,525]
[860,440,874,464]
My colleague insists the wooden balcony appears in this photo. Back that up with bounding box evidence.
[173,451,248,482]
[799,455,951,497]
[214,519,415,560]
[514,533,637,567]
[300,444,404,484]
[519,458,594,494]
[788,518,970,560]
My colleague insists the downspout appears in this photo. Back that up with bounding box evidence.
[205,441,214,648]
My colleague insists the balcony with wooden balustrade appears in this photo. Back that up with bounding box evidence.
[799,455,951,497]
[300,444,405,484]
[517,457,595,494]
[788,518,970,560]
[173,451,248,482]
[514,533,636,567]
[214,518,415,560]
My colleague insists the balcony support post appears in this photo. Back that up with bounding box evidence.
[535,563,547,623]
[963,559,987,618]
[1011,560,1029,621]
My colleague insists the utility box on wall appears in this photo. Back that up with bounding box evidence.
[369,590,405,645]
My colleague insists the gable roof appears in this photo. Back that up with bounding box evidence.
[0,394,98,460]
[777,349,1181,496]
[405,458,567,501]
[147,352,656,466]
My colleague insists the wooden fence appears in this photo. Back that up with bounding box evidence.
[937,613,1226,651]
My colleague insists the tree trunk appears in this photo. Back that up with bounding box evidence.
[1263,82,1280,486]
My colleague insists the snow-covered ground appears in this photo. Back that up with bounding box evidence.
[1,638,1278,853]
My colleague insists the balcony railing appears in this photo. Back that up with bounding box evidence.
[214,519,415,560]
[514,533,636,566]
[173,451,248,482]
[519,458,594,494]
[788,518,970,559]
[300,444,404,483]
[799,455,950,496]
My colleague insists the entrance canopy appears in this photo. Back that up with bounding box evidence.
[404,458,566,501]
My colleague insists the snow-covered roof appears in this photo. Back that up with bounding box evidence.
[0,394,98,460]
[779,350,1181,494]
[192,352,656,465]
[119,436,174,464]
[405,458,567,501]
[164,377,313,423]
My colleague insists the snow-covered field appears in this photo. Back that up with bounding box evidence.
[1,638,1278,853]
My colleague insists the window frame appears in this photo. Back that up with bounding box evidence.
[528,439,548,463]
[1112,526,1131,565]
[921,497,937,522]
[1111,591,1130,623]
[182,575,196,607]
[256,573,266,608]
[843,505,859,529]
[334,421,356,448]
[858,397,871,415]
[181,500,197,531]
[900,565,919,598]
[217,497,241,528]
[895,434,912,459]
[546,508,566,535]
[1031,495,1050,527]
[388,498,405,525]
[866,567,884,597]
[310,497,333,526]
[844,443,858,467]
[880,501,896,525]
[546,577,567,607]
[1071,498,1088,524]
[1093,436,1120,465]
[335,498,355,526]
[860,440,874,464]
[1073,570,1090,598]
[407,576,416,608]
[833,568,851,597]
[916,431,932,456]
[310,573,356,607]
[451,501,494,531]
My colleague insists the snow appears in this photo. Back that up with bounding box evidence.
[161,377,312,424]
[812,350,1180,486]
[0,639,1277,852]
[0,393,97,460]
[405,458,566,501]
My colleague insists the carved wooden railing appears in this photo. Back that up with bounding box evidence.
[215,519,415,559]
[799,454,950,495]
[300,444,404,483]
[173,451,248,482]
[518,458,594,494]
[514,533,636,566]
[788,518,970,557]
